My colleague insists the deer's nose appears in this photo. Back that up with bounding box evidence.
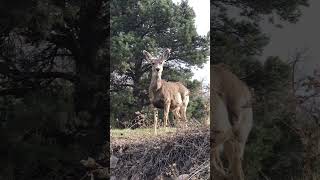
[156,68,160,71]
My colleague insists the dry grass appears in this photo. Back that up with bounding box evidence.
[111,127,177,139]
[110,126,210,179]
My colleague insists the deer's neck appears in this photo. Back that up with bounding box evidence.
[150,74,163,91]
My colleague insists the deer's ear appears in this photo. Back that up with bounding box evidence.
[161,48,171,61]
[143,50,153,62]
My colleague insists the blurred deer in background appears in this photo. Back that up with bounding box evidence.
[143,48,190,134]
[211,64,253,180]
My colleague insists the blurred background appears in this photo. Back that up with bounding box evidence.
[213,0,320,179]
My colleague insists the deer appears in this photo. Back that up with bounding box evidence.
[210,63,253,180]
[143,48,190,134]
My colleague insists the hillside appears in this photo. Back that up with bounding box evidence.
[110,127,210,180]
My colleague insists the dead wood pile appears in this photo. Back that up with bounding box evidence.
[110,127,210,180]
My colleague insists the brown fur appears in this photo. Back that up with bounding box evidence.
[211,63,253,180]
[212,64,252,126]
[150,80,189,109]
[143,49,190,133]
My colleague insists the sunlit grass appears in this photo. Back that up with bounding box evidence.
[111,127,177,139]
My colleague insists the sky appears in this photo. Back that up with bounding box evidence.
[172,0,210,85]
[171,0,320,85]
[261,0,320,78]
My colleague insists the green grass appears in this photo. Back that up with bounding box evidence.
[111,127,177,139]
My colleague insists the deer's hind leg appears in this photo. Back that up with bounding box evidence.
[229,140,245,180]
[180,95,189,127]
[224,107,252,180]
[238,107,253,158]
[211,132,231,179]
[211,146,227,179]
[172,107,181,127]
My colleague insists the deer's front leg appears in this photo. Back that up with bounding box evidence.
[149,91,158,134]
[153,107,158,135]
[164,102,171,128]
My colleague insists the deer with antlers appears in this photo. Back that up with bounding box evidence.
[143,48,190,134]
[211,64,253,180]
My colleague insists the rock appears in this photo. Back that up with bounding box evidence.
[177,174,189,180]
[110,155,119,169]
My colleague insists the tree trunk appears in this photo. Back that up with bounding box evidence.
[73,0,108,158]
[303,145,313,180]
[132,60,147,108]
